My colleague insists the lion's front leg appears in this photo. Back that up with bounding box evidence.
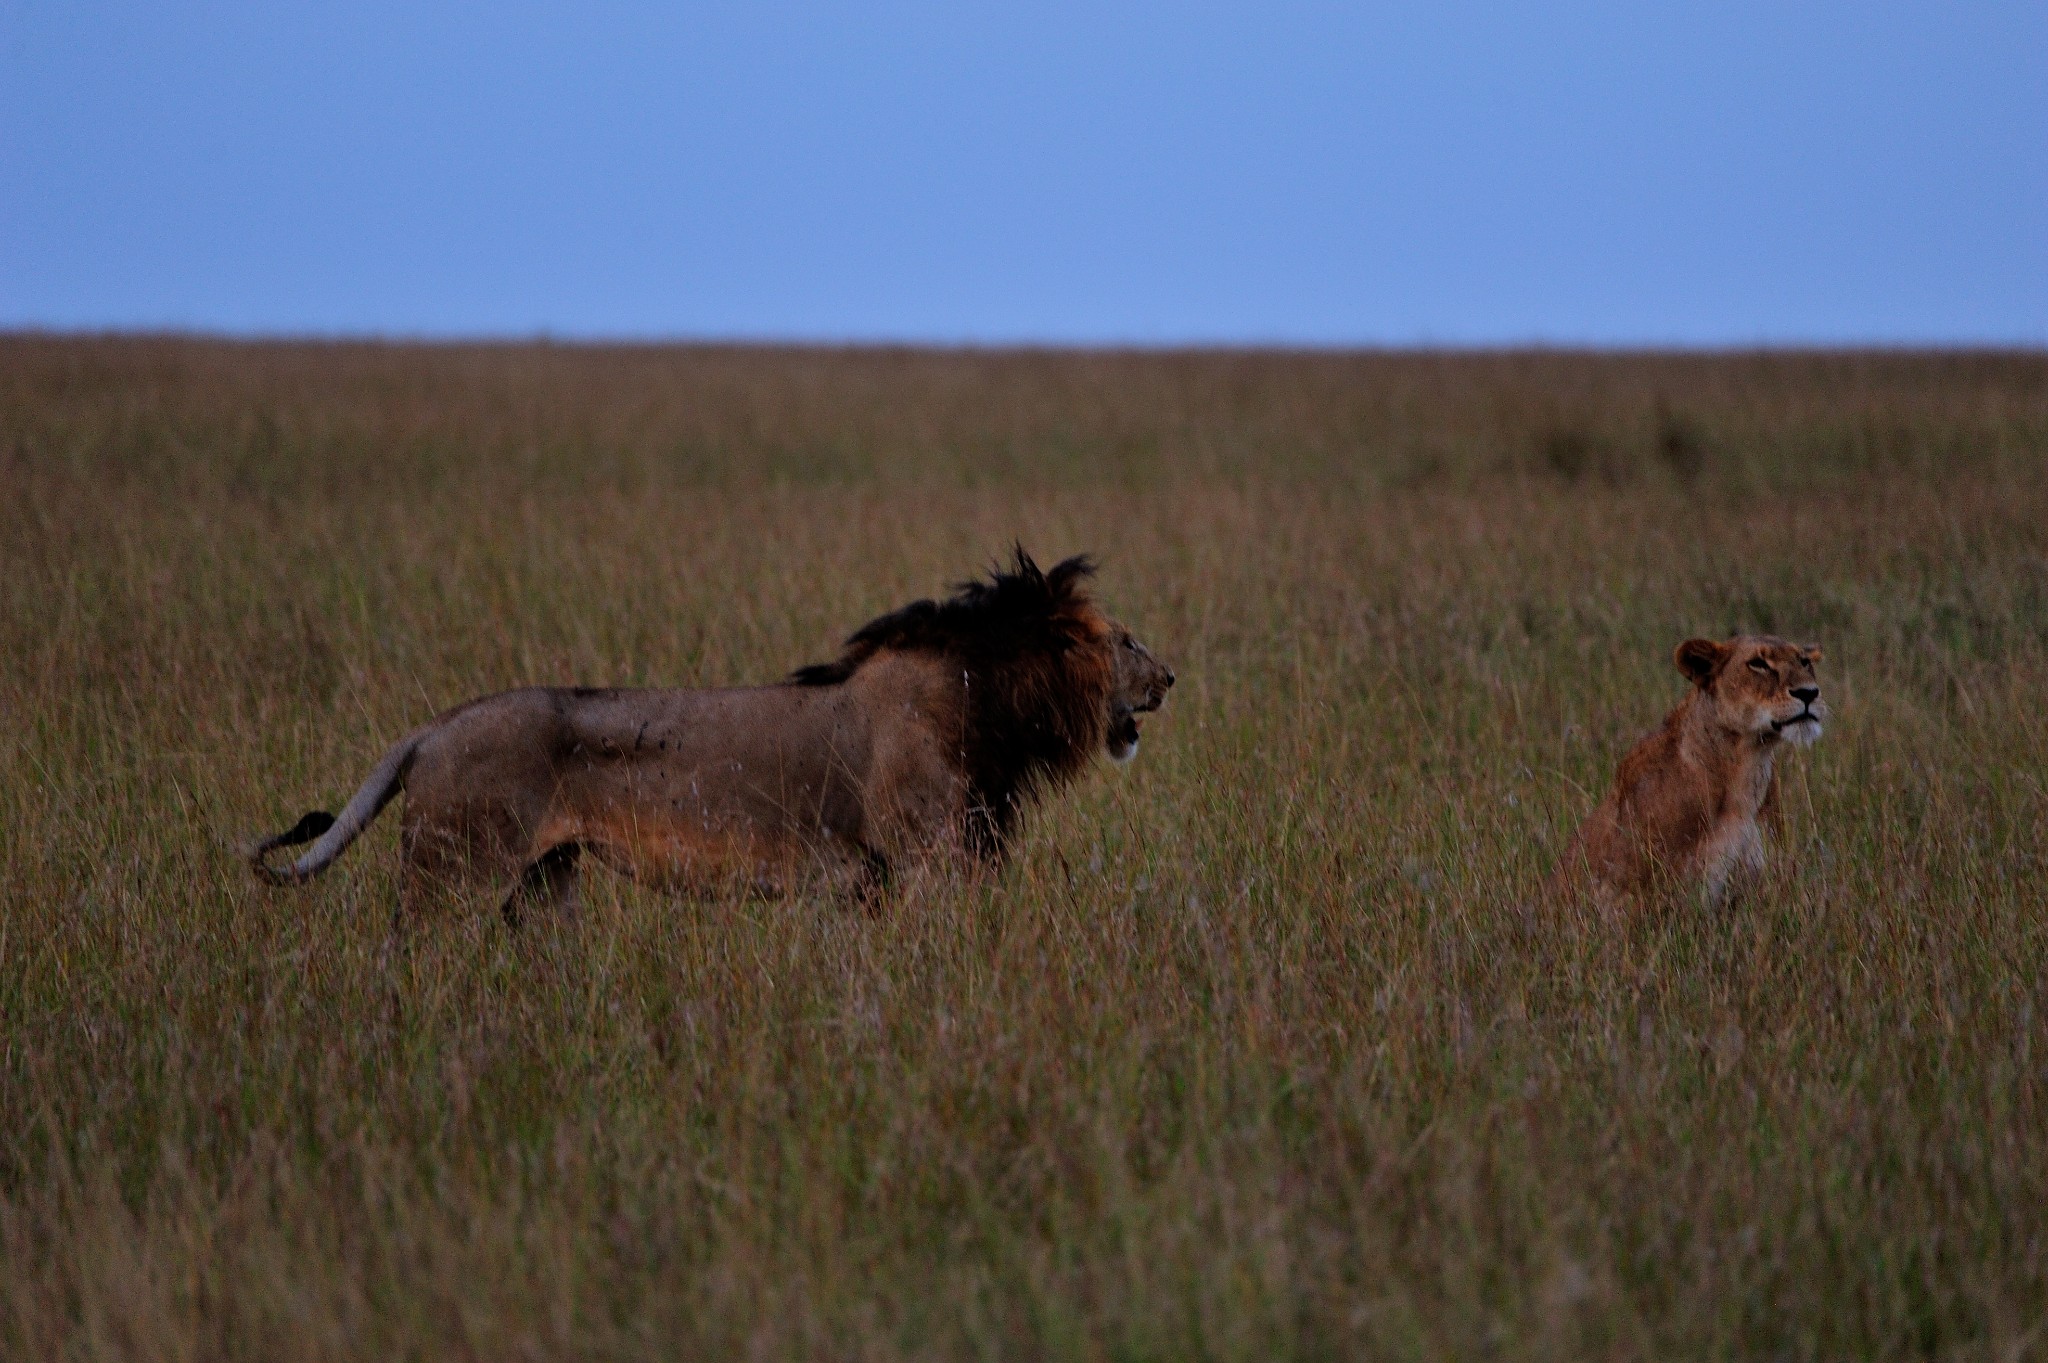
[861,726,973,878]
[1693,814,1767,909]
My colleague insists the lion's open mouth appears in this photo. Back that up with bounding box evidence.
[1108,708,1143,764]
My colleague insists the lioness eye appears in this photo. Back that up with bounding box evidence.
[1747,658,1771,673]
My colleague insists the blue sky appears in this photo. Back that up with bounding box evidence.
[3,1,2043,344]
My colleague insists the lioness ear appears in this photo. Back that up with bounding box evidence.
[1674,637,1730,687]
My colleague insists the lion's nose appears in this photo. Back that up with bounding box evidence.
[1791,684,1819,703]
[1164,669,1176,688]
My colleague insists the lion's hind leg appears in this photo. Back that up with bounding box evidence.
[500,842,584,930]
[389,798,545,944]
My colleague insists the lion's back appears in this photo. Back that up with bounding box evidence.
[410,687,571,794]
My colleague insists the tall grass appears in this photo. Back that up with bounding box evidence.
[2,337,2045,1359]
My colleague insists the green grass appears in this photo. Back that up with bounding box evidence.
[2,337,2046,1359]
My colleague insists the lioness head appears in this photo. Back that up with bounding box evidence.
[1675,634,1826,747]
[1106,624,1175,763]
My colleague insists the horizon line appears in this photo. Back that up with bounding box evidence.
[4,326,2044,357]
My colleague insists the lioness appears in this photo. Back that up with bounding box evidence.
[248,551,1173,920]
[1550,634,1824,909]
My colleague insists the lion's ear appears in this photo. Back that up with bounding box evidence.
[1674,638,1730,687]
[1047,554,1098,593]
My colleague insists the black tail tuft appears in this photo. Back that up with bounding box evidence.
[274,810,337,848]
[247,809,338,885]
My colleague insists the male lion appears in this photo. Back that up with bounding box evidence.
[247,550,1173,921]
[1549,634,1824,910]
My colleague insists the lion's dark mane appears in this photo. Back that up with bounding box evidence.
[789,547,1113,858]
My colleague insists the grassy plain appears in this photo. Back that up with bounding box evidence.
[2,337,2046,1360]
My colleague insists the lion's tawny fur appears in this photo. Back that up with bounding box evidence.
[247,550,1174,919]
[1551,634,1825,909]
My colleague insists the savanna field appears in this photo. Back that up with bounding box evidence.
[3,337,2047,1361]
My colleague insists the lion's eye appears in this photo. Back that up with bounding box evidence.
[1747,658,1772,674]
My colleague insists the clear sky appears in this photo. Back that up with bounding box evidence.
[3,1,2043,345]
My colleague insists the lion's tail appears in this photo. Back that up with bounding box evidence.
[246,732,421,886]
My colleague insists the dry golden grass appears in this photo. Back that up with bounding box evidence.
[2,336,2046,1360]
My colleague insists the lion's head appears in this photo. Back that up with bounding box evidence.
[1106,624,1175,763]
[789,547,1173,856]
[1675,634,1826,748]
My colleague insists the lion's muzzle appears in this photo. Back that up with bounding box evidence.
[1768,696,1826,747]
